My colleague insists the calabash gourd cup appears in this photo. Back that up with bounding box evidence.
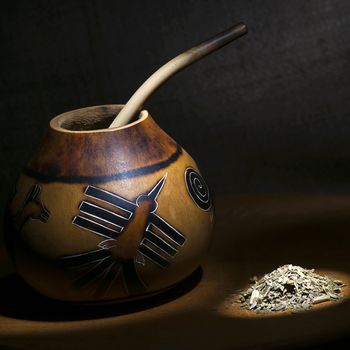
[5,23,247,303]
[6,104,213,302]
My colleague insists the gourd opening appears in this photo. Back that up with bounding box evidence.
[61,114,117,131]
[50,105,148,133]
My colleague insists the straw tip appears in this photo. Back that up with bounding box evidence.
[235,22,248,35]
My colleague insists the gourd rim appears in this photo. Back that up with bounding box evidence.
[50,104,149,133]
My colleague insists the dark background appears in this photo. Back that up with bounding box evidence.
[1,0,350,202]
[1,1,350,348]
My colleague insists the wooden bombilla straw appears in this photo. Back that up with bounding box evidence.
[109,22,248,129]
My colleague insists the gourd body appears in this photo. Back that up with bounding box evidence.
[5,105,214,302]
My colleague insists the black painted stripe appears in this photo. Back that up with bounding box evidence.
[80,201,129,228]
[151,214,186,246]
[23,144,182,183]
[73,215,120,239]
[85,186,136,213]
[59,249,111,267]
[139,244,169,268]
[122,259,146,295]
[74,257,113,288]
[144,230,177,257]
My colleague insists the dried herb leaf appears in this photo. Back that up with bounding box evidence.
[236,264,344,312]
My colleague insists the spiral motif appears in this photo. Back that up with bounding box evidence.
[185,168,212,211]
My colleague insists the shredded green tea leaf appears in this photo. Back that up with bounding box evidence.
[236,264,345,312]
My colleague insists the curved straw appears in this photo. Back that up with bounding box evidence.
[109,22,248,128]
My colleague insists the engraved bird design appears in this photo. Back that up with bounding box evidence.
[14,184,50,231]
[60,174,186,297]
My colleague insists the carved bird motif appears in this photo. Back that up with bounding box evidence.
[59,174,185,296]
[14,184,50,231]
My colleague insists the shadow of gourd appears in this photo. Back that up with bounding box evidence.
[0,268,202,321]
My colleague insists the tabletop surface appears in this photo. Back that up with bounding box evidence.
[0,193,350,350]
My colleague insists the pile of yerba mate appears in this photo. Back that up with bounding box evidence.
[236,264,345,312]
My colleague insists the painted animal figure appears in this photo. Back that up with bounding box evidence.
[59,175,186,296]
[14,184,50,231]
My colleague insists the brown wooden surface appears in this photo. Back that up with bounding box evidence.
[0,193,350,350]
